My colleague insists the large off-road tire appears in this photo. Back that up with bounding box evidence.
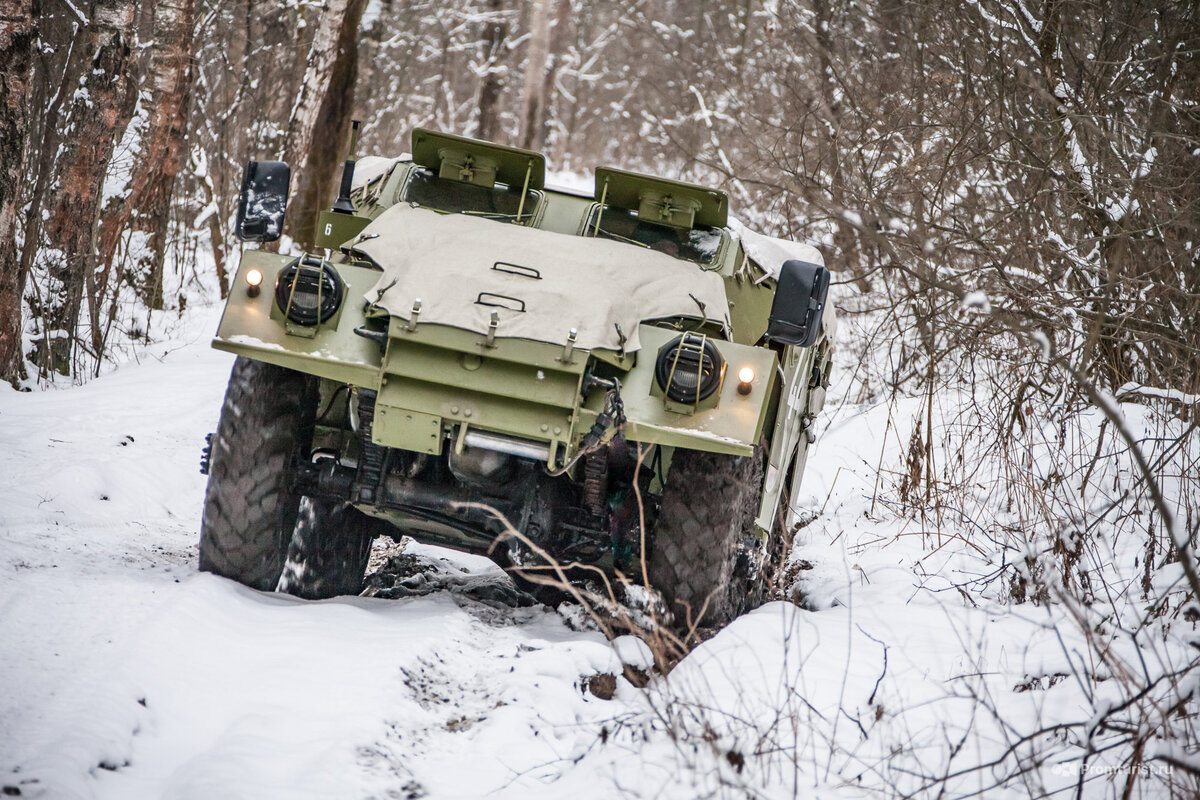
[199,357,317,589]
[730,496,787,617]
[648,447,765,630]
[277,498,378,599]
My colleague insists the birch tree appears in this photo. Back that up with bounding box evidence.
[287,0,366,248]
[95,0,196,313]
[279,0,358,247]
[36,0,138,376]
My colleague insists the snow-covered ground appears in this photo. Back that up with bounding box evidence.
[1,305,1193,799]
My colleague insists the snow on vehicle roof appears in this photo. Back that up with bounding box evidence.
[726,217,824,277]
[351,155,407,194]
[354,158,596,199]
[726,218,837,342]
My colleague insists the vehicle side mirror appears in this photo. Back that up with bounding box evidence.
[766,259,830,348]
[235,160,291,242]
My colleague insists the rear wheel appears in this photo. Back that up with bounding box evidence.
[648,447,765,631]
[277,498,378,599]
[199,357,317,589]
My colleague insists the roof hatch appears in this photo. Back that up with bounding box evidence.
[593,166,728,229]
[411,128,546,191]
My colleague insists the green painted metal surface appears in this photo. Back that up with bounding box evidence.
[215,135,823,472]
[411,128,546,190]
[373,406,444,455]
[588,324,778,458]
[212,251,383,388]
[373,319,585,458]
[314,210,371,250]
[594,166,728,228]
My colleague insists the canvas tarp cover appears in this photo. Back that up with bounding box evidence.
[354,204,729,353]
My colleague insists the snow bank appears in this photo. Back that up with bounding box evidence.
[2,298,1195,799]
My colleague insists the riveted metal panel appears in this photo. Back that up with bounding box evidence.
[373,406,444,455]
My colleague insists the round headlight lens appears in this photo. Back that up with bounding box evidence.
[655,333,725,403]
[274,257,345,326]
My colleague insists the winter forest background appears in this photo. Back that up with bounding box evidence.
[1,0,1198,797]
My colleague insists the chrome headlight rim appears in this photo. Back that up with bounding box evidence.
[654,332,724,404]
[274,257,345,326]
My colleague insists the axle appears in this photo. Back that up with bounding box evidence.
[295,459,520,539]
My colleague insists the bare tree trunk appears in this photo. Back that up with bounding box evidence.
[0,0,34,385]
[95,0,196,313]
[17,7,84,378]
[38,0,137,376]
[280,0,354,242]
[518,0,550,151]
[476,0,508,142]
[535,0,570,152]
[286,0,365,249]
[260,3,304,154]
[195,148,230,298]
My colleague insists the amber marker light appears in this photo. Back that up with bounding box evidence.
[737,366,755,395]
[245,268,263,298]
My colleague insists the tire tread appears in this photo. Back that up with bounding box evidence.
[199,357,315,590]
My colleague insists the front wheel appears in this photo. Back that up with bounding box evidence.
[647,447,765,631]
[199,357,317,589]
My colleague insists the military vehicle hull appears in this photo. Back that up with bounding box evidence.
[200,128,834,630]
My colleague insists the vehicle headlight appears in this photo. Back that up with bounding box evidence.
[654,333,725,403]
[736,366,755,395]
[274,257,345,326]
[244,268,264,297]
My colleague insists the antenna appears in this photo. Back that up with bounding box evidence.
[331,119,361,214]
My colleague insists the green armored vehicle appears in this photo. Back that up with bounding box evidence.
[199,127,834,628]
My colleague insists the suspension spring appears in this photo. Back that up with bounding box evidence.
[354,390,388,506]
[582,452,609,518]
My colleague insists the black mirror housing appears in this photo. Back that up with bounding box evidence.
[766,259,830,348]
[235,160,291,242]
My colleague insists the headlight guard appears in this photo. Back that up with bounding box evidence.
[275,257,345,326]
[654,332,725,404]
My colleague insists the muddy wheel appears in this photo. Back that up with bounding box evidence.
[199,357,317,589]
[730,494,787,617]
[648,447,765,630]
[277,498,378,599]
